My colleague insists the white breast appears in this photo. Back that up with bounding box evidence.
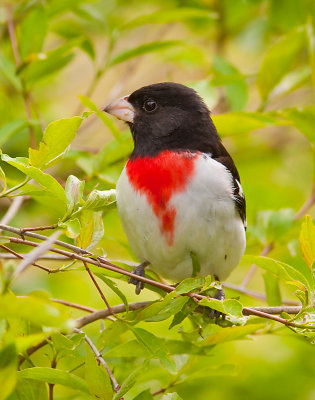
[116,154,246,282]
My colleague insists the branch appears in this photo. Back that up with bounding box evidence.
[74,328,121,394]
[82,260,115,315]
[18,302,150,366]
[0,223,307,330]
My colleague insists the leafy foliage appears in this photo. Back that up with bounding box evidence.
[0,1,314,399]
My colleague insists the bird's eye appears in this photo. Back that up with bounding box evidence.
[143,99,157,113]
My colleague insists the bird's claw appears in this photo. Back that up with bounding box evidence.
[128,262,148,295]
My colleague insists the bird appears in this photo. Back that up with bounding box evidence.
[104,82,246,303]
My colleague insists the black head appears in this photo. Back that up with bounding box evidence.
[104,82,222,158]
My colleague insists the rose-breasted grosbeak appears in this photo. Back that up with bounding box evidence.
[105,82,246,296]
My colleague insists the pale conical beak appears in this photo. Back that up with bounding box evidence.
[103,96,135,123]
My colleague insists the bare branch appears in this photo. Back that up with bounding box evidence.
[82,260,115,315]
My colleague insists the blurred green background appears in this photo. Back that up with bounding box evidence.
[1,0,315,399]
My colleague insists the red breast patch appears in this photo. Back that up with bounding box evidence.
[126,150,197,245]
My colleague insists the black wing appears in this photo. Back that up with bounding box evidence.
[213,154,247,228]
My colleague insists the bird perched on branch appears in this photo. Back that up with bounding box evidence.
[104,82,246,303]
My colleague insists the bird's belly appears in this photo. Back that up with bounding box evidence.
[116,156,246,282]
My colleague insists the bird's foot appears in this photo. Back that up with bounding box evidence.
[128,261,149,295]
[209,288,226,320]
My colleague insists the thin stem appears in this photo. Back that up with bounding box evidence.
[74,328,121,394]
[0,178,30,198]
[82,260,115,315]
[0,224,308,330]
[0,244,51,272]
[48,357,57,400]
[21,224,58,233]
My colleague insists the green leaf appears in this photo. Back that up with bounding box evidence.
[83,189,116,211]
[95,131,133,170]
[96,274,128,311]
[202,323,267,346]
[130,327,176,373]
[15,378,48,400]
[169,299,198,329]
[176,276,205,294]
[246,255,312,293]
[76,210,104,250]
[282,106,315,144]
[0,167,6,194]
[306,18,315,89]
[124,8,217,29]
[0,293,73,330]
[79,95,122,141]
[64,175,85,217]
[130,292,176,322]
[212,112,288,137]
[0,344,17,400]
[263,272,282,306]
[300,216,315,269]
[113,361,149,400]
[19,6,47,60]
[18,368,89,394]
[1,154,67,212]
[29,117,83,169]
[248,209,295,244]
[85,344,113,399]
[199,298,243,318]
[59,218,81,239]
[257,27,306,100]
[21,42,75,86]
[108,41,182,67]
[133,389,153,400]
[0,54,22,91]
[212,55,247,111]
[79,37,95,59]
[0,120,28,147]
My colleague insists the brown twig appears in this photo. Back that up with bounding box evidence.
[0,244,53,273]
[82,260,115,315]
[21,224,58,233]
[0,224,308,329]
[74,328,121,394]
[0,232,305,327]
[0,253,69,260]
[49,357,57,400]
